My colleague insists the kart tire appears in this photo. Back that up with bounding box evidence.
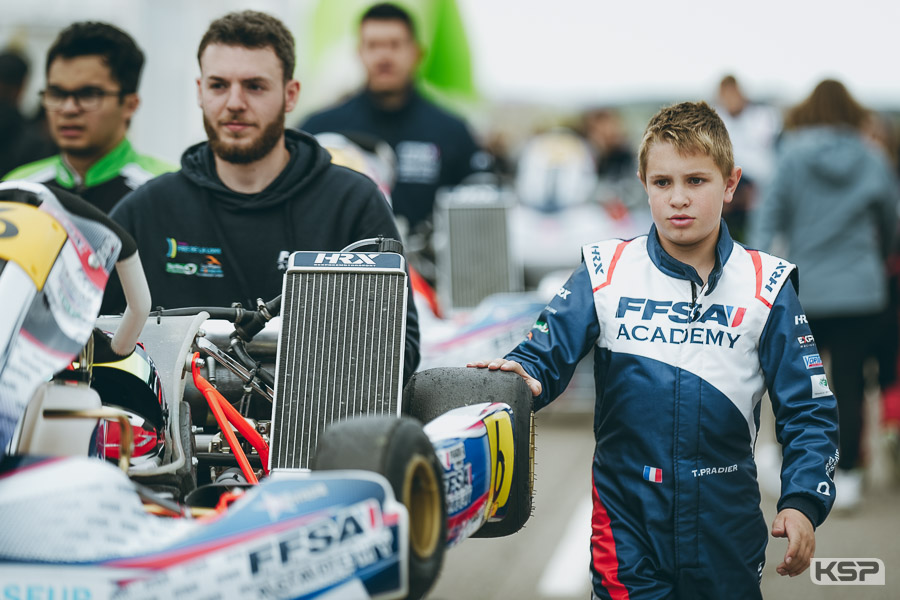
[312,416,446,600]
[404,367,534,537]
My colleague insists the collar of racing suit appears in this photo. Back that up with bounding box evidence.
[646,218,734,296]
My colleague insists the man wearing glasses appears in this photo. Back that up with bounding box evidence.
[4,22,174,213]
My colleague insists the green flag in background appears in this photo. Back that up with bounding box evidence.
[305,0,477,104]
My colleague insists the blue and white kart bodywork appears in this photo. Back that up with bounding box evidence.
[0,182,530,599]
[427,403,516,547]
[0,402,515,599]
[0,461,408,599]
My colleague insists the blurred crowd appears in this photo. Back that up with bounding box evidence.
[2,6,900,516]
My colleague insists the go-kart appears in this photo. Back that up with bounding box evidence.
[0,182,535,600]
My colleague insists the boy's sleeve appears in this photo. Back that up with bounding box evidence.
[505,261,600,410]
[758,278,839,527]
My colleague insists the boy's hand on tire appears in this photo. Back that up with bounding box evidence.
[467,358,542,397]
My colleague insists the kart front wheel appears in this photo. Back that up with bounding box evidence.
[404,367,535,537]
[312,416,446,600]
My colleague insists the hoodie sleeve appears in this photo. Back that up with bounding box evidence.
[758,278,839,527]
[505,261,600,410]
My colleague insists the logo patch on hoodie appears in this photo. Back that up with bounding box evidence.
[165,255,224,278]
[166,237,222,259]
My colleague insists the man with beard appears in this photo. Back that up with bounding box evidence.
[4,22,174,213]
[106,10,420,380]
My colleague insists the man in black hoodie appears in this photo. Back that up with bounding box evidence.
[107,10,419,379]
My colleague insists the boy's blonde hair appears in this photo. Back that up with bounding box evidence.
[638,101,734,181]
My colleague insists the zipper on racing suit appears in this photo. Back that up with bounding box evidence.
[674,278,706,569]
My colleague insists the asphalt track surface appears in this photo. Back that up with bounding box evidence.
[428,388,900,600]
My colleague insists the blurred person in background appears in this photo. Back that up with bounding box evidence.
[3,22,174,213]
[581,106,644,215]
[582,107,635,181]
[0,49,56,178]
[750,79,900,511]
[300,2,489,283]
[715,74,780,242]
[862,110,900,471]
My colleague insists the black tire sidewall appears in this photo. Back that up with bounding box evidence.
[312,416,447,600]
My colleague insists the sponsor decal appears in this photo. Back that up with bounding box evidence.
[1,585,92,599]
[198,255,224,278]
[533,319,549,334]
[692,464,738,477]
[441,442,474,514]
[314,252,379,266]
[616,324,741,348]
[166,237,222,259]
[165,262,197,276]
[764,261,787,293]
[256,483,329,521]
[826,449,839,477]
[247,499,395,587]
[616,297,746,327]
[277,250,291,272]
[811,558,885,585]
[396,141,441,184]
[591,247,605,275]
[798,334,815,347]
[804,354,823,369]
[556,287,571,300]
[817,481,831,496]
[811,374,832,398]
[643,466,663,483]
[483,410,514,517]
[795,314,808,325]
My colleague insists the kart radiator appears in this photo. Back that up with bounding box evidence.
[269,251,407,470]
[434,184,521,312]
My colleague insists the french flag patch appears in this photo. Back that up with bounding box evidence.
[643,466,663,483]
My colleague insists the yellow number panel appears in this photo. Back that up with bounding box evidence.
[0,203,67,290]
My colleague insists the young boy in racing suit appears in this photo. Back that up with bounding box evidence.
[470,101,839,599]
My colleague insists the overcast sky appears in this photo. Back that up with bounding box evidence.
[3,0,899,162]
[458,0,900,108]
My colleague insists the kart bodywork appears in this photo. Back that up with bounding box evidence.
[0,182,534,599]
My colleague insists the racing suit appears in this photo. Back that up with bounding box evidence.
[507,223,839,599]
[3,138,175,214]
